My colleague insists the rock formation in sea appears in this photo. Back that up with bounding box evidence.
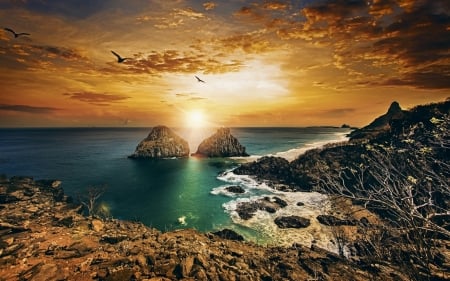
[192,127,249,157]
[129,125,189,159]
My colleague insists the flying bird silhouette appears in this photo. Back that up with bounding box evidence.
[4,27,30,38]
[195,76,205,83]
[111,50,130,63]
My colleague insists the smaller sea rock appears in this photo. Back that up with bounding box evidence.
[225,185,245,194]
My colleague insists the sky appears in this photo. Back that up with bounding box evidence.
[0,0,448,128]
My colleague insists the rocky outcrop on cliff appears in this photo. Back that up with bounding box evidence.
[193,127,249,157]
[129,126,189,159]
[0,175,407,281]
[348,101,407,140]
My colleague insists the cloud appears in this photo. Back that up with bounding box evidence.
[173,7,204,19]
[64,92,129,106]
[0,104,60,114]
[273,0,450,89]
[217,32,273,54]
[124,49,243,74]
[203,2,217,11]
[1,0,106,19]
[29,45,86,61]
[262,1,289,11]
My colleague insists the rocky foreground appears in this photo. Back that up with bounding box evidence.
[0,176,410,281]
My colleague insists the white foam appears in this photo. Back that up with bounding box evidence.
[178,216,187,225]
[232,131,350,163]
[223,191,339,253]
[217,170,272,191]
[210,185,247,197]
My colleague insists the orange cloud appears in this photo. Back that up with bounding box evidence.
[64,92,130,106]
[0,104,60,114]
[123,49,243,75]
[203,2,217,11]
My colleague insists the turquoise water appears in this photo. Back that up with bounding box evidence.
[0,127,349,236]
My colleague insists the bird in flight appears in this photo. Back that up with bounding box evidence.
[4,27,30,38]
[111,50,130,63]
[195,76,205,83]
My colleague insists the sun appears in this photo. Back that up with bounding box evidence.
[186,110,206,128]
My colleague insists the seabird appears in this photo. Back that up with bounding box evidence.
[4,27,30,38]
[111,50,130,63]
[195,76,205,83]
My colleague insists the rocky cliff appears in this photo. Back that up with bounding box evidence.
[348,101,406,139]
[193,127,249,157]
[0,175,403,281]
[129,126,189,159]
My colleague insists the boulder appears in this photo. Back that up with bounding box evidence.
[274,216,310,229]
[235,196,288,220]
[225,185,245,194]
[193,127,249,157]
[129,126,189,159]
[212,229,244,241]
[234,156,293,183]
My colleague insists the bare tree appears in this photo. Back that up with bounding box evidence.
[318,148,449,280]
[79,185,107,217]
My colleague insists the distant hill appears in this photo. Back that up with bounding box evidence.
[348,101,407,140]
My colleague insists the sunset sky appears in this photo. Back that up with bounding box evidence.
[0,0,448,127]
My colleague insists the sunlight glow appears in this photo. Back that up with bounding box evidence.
[186,110,206,128]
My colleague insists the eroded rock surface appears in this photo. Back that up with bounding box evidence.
[193,127,249,157]
[129,126,189,159]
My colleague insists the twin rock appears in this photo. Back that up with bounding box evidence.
[129,126,249,159]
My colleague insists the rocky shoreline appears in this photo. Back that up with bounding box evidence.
[0,175,410,281]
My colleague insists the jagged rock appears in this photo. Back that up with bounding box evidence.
[316,215,357,226]
[234,156,298,187]
[193,127,249,157]
[212,229,244,241]
[100,234,128,244]
[235,196,288,220]
[274,216,310,229]
[91,219,104,232]
[225,185,245,194]
[129,126,189,159]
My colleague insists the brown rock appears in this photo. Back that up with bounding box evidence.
[91,219,104,232]
[181,256,195,277]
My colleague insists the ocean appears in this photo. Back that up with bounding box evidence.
[0,127,350,249]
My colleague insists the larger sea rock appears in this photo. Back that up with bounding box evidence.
[129,126,189,159]
[193,127,249,157]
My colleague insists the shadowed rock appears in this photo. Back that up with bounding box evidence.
[275,216,310,229]
[212,229,244,241]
